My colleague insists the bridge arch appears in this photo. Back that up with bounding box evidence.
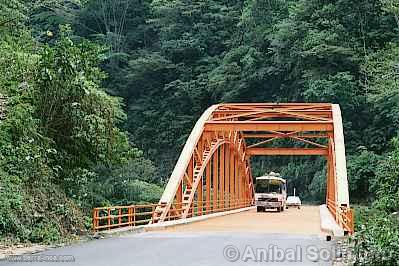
[154,103,353,234]
[154,104,254,221]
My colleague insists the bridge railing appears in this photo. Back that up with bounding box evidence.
[93,199,252,231]
[327,199,354,235]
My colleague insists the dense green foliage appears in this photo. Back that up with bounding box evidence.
[352,140,399,265]
[68,0,399,203]
[0,1,162,243]
[1,0,398,260]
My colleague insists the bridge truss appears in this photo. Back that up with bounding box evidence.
[93,103,354,235]
[153,103,353,234]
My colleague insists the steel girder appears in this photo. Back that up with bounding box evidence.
[154,103,353,234]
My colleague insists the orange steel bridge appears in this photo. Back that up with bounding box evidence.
[93,103,354,235]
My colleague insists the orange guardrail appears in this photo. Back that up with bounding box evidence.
[93,199,252,231]
[327,199,354,235]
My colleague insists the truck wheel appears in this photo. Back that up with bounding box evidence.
[257,206,263,212]
[277,207,281,212]
[281,206,285,212]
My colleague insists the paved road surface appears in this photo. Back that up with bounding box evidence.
[167,206,321,235]
[1,232,336,266]
[1,207,336,266]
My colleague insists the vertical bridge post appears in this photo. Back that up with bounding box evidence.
[153,103,353,234]
[92,103,353,235]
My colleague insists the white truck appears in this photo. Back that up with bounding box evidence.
[286,188,301,209]
[255,172,287,212]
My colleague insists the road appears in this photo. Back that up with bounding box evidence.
[167,206,321,234]
[1,207,338,266]
[0,232,337,266]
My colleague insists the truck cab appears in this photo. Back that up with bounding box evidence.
[255,172,287,212]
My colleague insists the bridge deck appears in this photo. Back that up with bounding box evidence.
[166,205,321,235]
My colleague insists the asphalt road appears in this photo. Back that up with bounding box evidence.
[1,231,338,266]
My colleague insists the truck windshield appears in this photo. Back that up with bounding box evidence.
[256,179,282,193]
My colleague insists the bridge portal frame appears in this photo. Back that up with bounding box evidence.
[154,103,353,234]
[92,103,354,235]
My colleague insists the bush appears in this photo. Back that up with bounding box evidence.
[352,210,399,265]
[0,171,23,236]
[30,222,61,244]
[351,137,399,265]
[347,149,381,202]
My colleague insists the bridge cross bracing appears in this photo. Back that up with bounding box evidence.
[93,103,354,235]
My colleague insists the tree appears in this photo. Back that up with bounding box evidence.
[381,0,399,28]
[347,149,381,201]
[0,0,25,31]
[75,0,154,96]
[362,44,399,151]
[28,0,81,41]
[34,27,133,168]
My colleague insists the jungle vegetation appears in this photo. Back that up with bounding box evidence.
[0,0,398,263]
